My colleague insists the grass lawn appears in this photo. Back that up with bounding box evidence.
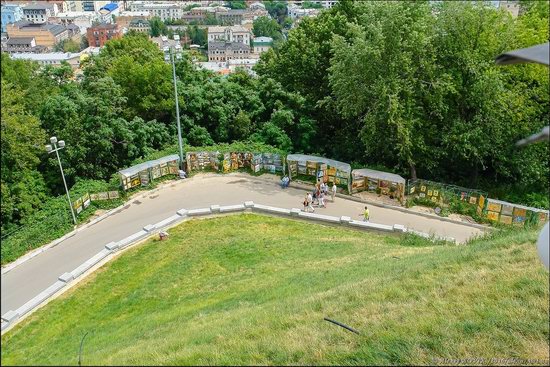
[1,214,548,365]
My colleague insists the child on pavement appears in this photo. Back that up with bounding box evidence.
[363,206,370,222]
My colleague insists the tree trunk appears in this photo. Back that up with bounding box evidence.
[409,163,417,180]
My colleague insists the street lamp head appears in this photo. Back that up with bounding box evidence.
[58,140,66,148]
[45,144,53,153]
[50,136,58,144]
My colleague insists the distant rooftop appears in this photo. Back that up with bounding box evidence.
[11,21,67,36]
[253,36,273,45]
[23,4,51,11]
[209,41,249,51]
[6,37,34,45]
[90,23,118,30]
[10,52,81,62]
[100,3,118,12]
[208,25,248,33]
[129,19,149,26]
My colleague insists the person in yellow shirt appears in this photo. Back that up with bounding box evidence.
[363,206,370,222]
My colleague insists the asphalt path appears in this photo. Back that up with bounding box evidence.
[1,174,484,313]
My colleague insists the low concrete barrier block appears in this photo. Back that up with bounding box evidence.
[253,204,292,216]
[393,224,407,233]
[220,204,246,213]
[290,208,301,217]
[1,310,19,323]
[1,321,10,332]
[105,241,119,251]
[70,249,111,279]
[58,272,74,283]
[340,216,352,224]
[187,208,212,216]
[154,214,181,229]
[117,230,148,249]
[244,201,254,208]
[16,281,66,317]
[349,220,394,232]
[143,224,155,233]
[298,211,341,224]
[176,208,188,217]
[210,204,221,213]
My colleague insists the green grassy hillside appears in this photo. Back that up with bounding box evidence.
[1,214,548,365]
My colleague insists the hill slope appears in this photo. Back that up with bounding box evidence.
[1,214,548,365]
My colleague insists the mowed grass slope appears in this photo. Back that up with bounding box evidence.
[1,214,548,365]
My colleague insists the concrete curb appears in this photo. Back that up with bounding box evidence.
[1,200,454,335]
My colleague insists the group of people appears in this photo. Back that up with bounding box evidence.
[280,174,371,221]
[303,181,338,212]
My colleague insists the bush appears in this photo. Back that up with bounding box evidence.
[1,179,125,265]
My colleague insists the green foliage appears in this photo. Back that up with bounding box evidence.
[258,0,548,201]
[264,0,288,25]
[149,16,168,37]
[303,1,323,9]
[0,179,124,265]
[253,16,283,42]
[53,38,81,53]
[188,125,215,146]
[226,0,246,10]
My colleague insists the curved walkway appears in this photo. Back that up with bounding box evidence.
[1,174,485,313]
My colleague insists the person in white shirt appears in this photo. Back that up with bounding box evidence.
[331,182,337,201]
[319,192,326,208]
[307,192,315,212]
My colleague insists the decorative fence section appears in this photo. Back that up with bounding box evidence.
[351,169,406,203]
[286,154,351,192]
[72,193,91,215]
[119,155,179,191]
[407,179,488,206]
[480,197,549,226]
[90,191,120,201]
[187,151,286,174]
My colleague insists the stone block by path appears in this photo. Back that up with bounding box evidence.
[187,208,212,216]
[58,272,73,283]
[154,215,181,229]
[220,204,246,213]
[253,204,292,216]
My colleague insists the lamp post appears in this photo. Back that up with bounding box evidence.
[46,136,77,225]
[163,35,185,170]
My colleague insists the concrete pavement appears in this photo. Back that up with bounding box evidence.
[1,174,485,313]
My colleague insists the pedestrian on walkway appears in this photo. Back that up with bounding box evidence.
[303,195,308,212]
[319,192,326,208]
[331,182,337,202]
[363,206,370,222]
[307,192,315,212]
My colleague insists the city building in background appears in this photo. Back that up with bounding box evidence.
[86,22,121,47]
[1,3,24,33]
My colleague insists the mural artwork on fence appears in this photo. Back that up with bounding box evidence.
[187,151,285,175]
[119,155,180,190]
